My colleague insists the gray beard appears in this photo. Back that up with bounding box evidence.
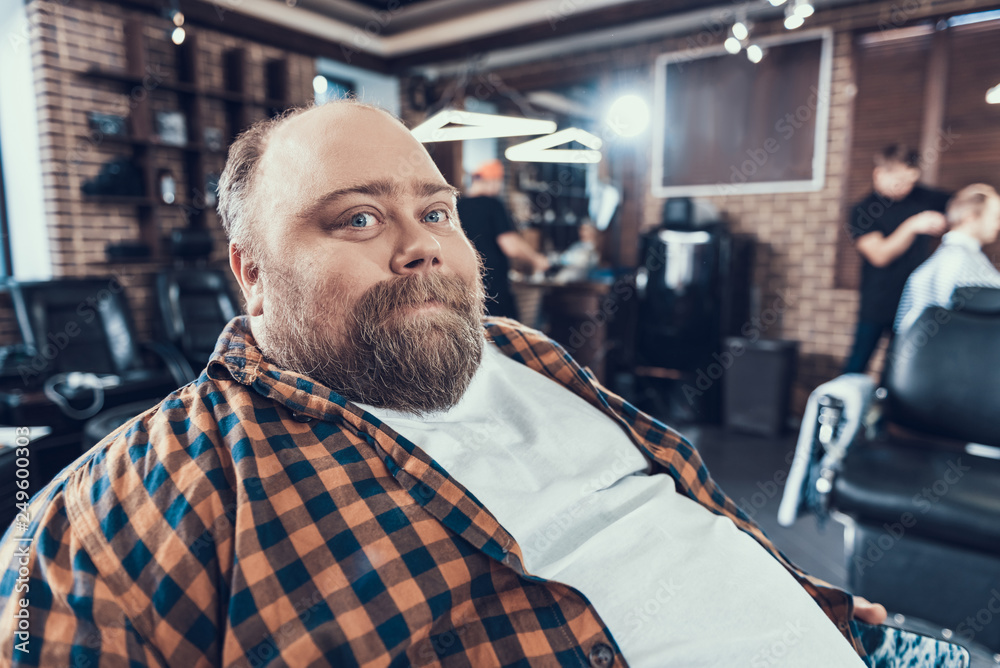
[255,266,486,415]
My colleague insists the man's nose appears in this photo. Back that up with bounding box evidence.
[391,217,442,275]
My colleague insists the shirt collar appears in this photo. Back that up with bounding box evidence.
[942,230,982,250]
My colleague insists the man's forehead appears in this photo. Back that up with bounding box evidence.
[261,105,444,194]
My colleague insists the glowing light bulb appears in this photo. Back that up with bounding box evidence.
[724,37,742,55]
[606,94,650,138]
[732,22,749,41]
[747,44,764,63]
[784,13,804,29]
[313,75,329,95]
[171,26,185,45]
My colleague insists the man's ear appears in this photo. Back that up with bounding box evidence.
[230,243,264,316]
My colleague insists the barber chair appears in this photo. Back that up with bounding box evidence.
[4,278,193,427]
[782,288,1000,659]
[155,228,241,372]
[0,278,195,530]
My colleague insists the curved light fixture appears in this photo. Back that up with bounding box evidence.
[411,109,557,142]
[988,83,1000,104]
[505,128,603,164]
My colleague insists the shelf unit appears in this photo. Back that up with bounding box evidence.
[77,18,291,259]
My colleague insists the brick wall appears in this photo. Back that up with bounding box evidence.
[3,0,315,346]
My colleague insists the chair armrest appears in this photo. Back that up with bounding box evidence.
[778,373,876,526]
[141,341,196,388]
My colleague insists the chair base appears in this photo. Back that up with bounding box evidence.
[840,516,1000,653]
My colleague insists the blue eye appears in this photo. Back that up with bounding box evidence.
[423,209,449,224]
[348,212,377,228]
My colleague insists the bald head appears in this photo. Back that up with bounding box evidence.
[217,100,434,262]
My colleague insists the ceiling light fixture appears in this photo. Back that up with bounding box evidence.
[606,94,650,138]
[732,21,749,41]
[505,128,603,164]
[411,109,557,142]
[747,44,764,63]
[724,37,742,54]
[784,13,804,29]
[785,0,812,29]
[795,1,815,18]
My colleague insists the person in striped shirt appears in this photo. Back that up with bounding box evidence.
[895,184,1000,332]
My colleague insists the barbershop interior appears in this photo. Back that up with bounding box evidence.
[1,0,1000,662]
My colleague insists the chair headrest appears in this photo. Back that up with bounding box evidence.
[951,286,1000,315]
[885,305,1000,447]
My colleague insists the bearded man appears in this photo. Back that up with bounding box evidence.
[0,101,886,666]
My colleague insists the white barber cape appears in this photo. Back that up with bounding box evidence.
[358,344,865,667]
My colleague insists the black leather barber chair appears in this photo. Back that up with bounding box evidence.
[0,278,195,530]
[5,278,193,429]
[155,228,241,372]
[798,289,1000,656]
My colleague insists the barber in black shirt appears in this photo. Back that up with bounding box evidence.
[456,160,549,320]
[844,145,950,373]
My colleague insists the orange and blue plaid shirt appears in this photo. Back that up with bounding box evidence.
[0,316,864,666]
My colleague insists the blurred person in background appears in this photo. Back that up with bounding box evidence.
[457,159,549,320]
[895,183,1000,332]
[844,144,950,373]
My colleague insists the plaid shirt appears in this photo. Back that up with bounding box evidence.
[0,316,864,666]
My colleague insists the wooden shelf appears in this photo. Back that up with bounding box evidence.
[98,135,224,154]
[81,194,157,206]
[81,195,186,208]
[76,26,290,261]
[83,67,289,109]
